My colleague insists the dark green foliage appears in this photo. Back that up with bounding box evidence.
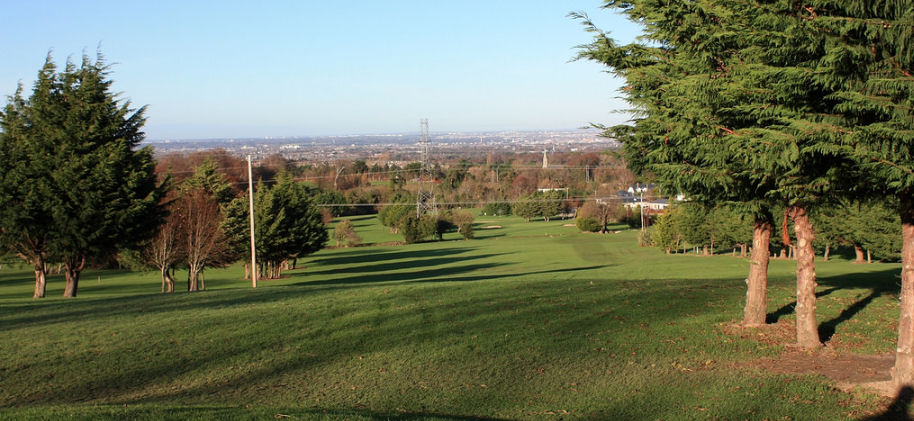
[709,207,752,251]
[223,173,327,278]
[398,213,437,244]
[481,201,511,216]
[814,201,901,261]
[855,203,901,261]
[514,191,564,222]
[575,216,600,233]
[677,203,712,251]
[0,53,165,297]
[434,217,455,241]
[0,82,55,295]
[513,196,538,222]
[650,209,681,253]
[313,189,348,217]
[807,1,914,201]
[180,161,235,204]
[377,198,413,234]
[459,223,474,240]
[573,0,858,240]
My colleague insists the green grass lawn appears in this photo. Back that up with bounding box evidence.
[0,212,903,419]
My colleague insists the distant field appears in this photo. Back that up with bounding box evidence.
[0,212,903,419]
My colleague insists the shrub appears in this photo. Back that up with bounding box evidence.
[460,223,474,240]
[481,202,511,216]
[575,216,601,232]
[333,220,361,247]
[400,214,438,244]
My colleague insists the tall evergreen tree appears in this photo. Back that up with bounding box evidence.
[46,54,163,297]
[223,173,327,280]
[806,0,914,386]
[0,53,164,297]
[0,77,55,298]
[577,1,858,347]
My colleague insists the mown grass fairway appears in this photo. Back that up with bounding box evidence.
[0,214,904,419]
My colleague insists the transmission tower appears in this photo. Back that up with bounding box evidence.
[417,118,437,217]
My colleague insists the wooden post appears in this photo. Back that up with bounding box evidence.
[248,155,258,289]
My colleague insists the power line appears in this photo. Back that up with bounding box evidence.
[313,195,668,208]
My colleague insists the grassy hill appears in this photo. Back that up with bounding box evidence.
[0,213,903,419]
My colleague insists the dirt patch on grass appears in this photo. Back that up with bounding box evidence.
[745,349,893,386]
[726,321,897,396]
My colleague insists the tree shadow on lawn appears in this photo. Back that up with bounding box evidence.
[0,251,510,330]
[766,268,900,343]
[860,385,914,421]
[308,247,476,267]
[31,406,511,421]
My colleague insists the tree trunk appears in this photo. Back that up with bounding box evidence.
[703,245,709,256]
[893,195,914,387]
[789,206,821,349]
[740,244,748,258]
[823,244,830,261]
[743,217,772,327]
[165,268,175,293]
[854,245,866,263]
[188,267,200,292]
[867,249,872,264]
[244,263,251,281]
[62,255,85,298]
[31,256,47,299]
[160,266,167,293]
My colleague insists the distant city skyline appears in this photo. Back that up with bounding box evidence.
[0,1,642,140]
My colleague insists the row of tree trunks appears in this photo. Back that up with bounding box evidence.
[742,207,821,349]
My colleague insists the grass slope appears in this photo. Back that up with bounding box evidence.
[0,213,901,419]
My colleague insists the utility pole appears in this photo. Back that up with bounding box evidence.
[247,155,257,288]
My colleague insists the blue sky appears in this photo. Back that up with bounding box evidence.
[0,1,641,140]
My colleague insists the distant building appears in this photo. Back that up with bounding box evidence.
[619,184,674,214]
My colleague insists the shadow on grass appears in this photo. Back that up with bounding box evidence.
[305,253,495,278]
[308,247,475,267]
[859,385,913,421]
[766,287,841,324]
[766,268,900,344]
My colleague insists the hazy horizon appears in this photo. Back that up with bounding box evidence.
[1,1,640,140]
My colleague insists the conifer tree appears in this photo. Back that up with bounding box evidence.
[45,54,164,297]
[806,0,914,385]
[0,80,55,298]
[0,53,163,297]
[223,173,327,280]
[577,1,858,347]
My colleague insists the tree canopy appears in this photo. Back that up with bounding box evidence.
[0,53,164,297]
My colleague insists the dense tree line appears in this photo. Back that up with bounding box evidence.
[578,0,914,386]
[0,54,329,297]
